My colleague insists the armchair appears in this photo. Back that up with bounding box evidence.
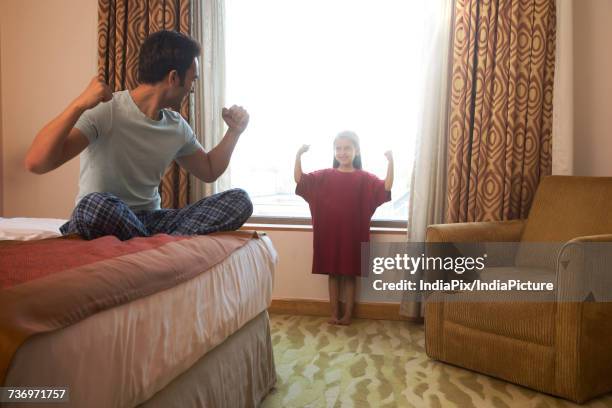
[425,176,612,403]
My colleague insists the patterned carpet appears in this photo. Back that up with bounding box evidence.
[262,314,612,408]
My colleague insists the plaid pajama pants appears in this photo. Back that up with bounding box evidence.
[60,189,253,241]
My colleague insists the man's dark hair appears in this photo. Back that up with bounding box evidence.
[138,30,201,85]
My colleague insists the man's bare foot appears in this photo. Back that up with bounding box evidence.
[328,316,339,325]
[337,315,352,325]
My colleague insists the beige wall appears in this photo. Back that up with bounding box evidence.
[0,0,98,218]
[573,0,612,176]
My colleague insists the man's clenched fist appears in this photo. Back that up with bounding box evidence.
[75,76,113,111]
[222,105,249,135]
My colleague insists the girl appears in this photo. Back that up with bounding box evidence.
[294,131,393,325]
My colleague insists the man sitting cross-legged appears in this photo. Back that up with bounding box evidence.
[25,30,252,240]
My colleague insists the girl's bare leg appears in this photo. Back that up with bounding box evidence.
[328,275,340,324]
[338,276,356,325]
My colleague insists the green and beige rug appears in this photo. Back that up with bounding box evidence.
[262,314,612,408]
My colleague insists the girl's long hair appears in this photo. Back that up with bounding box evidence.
[332,130,362,170]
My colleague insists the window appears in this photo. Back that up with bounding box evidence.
[225,0,427,222]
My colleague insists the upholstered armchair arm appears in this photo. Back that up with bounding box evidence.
[426,220,526,243]
[554,233,612,402]
[566,234,612,244]
[556,234,612,302]
[425,220,526,281]
[425,220,526,360]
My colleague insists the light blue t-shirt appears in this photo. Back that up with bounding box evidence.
[74,90,202,211]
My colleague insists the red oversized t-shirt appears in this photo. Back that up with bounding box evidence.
[296,168,391,276]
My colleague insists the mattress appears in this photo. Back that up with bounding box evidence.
[3,233,277,408]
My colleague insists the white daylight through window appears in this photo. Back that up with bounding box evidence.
[223,0,430,221]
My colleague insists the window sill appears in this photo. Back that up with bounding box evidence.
[241,223,407,235]
[246,216,407,229]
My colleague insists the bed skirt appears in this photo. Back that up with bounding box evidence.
[140,311,277,408]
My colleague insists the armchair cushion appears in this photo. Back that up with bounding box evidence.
[520,176,612,243]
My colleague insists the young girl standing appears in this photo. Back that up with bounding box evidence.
[294,131,393,325]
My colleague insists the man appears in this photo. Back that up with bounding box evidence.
[25,30,252,240]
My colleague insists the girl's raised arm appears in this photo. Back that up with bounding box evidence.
[384,151,394,191]
[294,144,310,183]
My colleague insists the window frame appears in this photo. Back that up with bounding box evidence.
[222,0,418,227]
[247,215,406,229]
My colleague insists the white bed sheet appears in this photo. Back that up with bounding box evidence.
[0,217,65,241]
[4,235,277,408]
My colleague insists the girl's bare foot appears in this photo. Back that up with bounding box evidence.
[337,315,352,325]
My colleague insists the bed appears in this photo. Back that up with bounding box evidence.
[0,218,277,408]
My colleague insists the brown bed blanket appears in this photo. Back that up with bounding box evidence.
[0,231,258,385]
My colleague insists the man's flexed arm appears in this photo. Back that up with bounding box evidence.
[177,105,249,182]
[24,76,112,174]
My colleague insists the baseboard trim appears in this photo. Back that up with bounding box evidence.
[268,298,423,322]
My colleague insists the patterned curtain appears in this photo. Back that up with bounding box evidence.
[97,0,192,209]
[446,0,556,222]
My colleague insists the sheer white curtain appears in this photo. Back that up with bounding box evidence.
[191,0,230,202]
[400,0,454,318]
[552,0,574,175]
